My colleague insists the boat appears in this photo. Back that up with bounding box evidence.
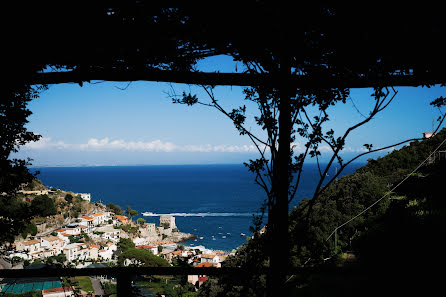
[199,237,204,239]
[240,233,246,236]
[222,236,226,238]
[142,212,155,216]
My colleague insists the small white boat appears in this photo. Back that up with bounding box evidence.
[222,236,226,238]
[142,212,155,216]
[240,233,246,236]
[199,237,204,239]
[194,239,197,241]
[227,233,231,235]
[212,238,216,240]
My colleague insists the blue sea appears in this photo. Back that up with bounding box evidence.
[31,164,362,251]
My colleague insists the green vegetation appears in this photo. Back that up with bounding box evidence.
[21,222,37,238]
[102,282,117,295]
[199,129,446,296]
[117,238,135,253]
[125,205,138,220]
[121,224,139,235]
[136,275,197,297]
[117,248,170,267]
[70,276,94,293]
[64,193,73,203]
[30,195,57,217]
[106,202,123,215]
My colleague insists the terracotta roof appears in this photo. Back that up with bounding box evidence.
[89,244,99,249]
[57,228,67,232]
[172,250,182,255]
[23,239,40,246]
[201,253,216,259]
[137,245,156,249]
[44,236,62,242]
[92,213,103,217]
[196,262,214,268]
[80,225,87,229]
[42,287,73,294]
[115,215,128,220]
[81,216,93,220]
[199,276,209,282]
[61,233,71,237]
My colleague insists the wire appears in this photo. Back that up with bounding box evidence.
[326,136,446,241]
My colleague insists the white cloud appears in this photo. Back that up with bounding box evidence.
[21,137,258,153]
[23,137,71,150]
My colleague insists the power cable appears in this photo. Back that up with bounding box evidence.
[326,136,446,241]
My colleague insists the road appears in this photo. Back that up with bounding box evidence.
[90,277,105,296]
[0,257,12,270]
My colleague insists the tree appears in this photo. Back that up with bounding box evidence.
[21,223,38,239]
[126,205,138,221]
[0,85,44,243]
[30,194,57,217]
[117,248,169,267]
[106,202,124,215]
[137,217,146,225]
[117,238,135,253]
[64,194,73,203]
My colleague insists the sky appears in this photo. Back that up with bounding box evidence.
[14,55,445,166]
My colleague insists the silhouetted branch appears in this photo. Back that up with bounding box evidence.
[28,69,446,88]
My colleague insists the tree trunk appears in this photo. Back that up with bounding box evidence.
[268,51,291,296]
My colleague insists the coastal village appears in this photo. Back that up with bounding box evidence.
[0,184,234,296]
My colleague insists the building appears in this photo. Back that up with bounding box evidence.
[79,216,94,231]
[115,215,129,225]
[42,286,74,297]
[95,226,121,242]
[136,245,158,255]
[92,213,106,226]
[17,239,41,253]
[146,223,156,233]
[98,242,117,260]
[160,215,176,229]
[77,193,91,202]
[200,253,219,264]
[188,262,214,288]
[40,236,64,254]
[88,244,99,260]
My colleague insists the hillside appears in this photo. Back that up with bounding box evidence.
[198,128,446,297]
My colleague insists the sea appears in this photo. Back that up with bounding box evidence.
[30,163,362,251]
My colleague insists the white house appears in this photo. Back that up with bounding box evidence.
[200,253,220,264]
[16,239,41,253]
[92,213,107,226]
[95,226,121,242]
[40,236,65,254]
[79,216,94,231]
[98,242,117,260]
[133,237,146,246]
[88,244,99,260]
[63,243,90,262]
[77,193,91,202]
[136,245,158,255]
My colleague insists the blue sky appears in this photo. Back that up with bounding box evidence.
[14,55,445,166]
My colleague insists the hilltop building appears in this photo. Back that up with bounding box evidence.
[77,193,91,202]
[160,216,176,229]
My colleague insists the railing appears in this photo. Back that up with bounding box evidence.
[0,266,266,296]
